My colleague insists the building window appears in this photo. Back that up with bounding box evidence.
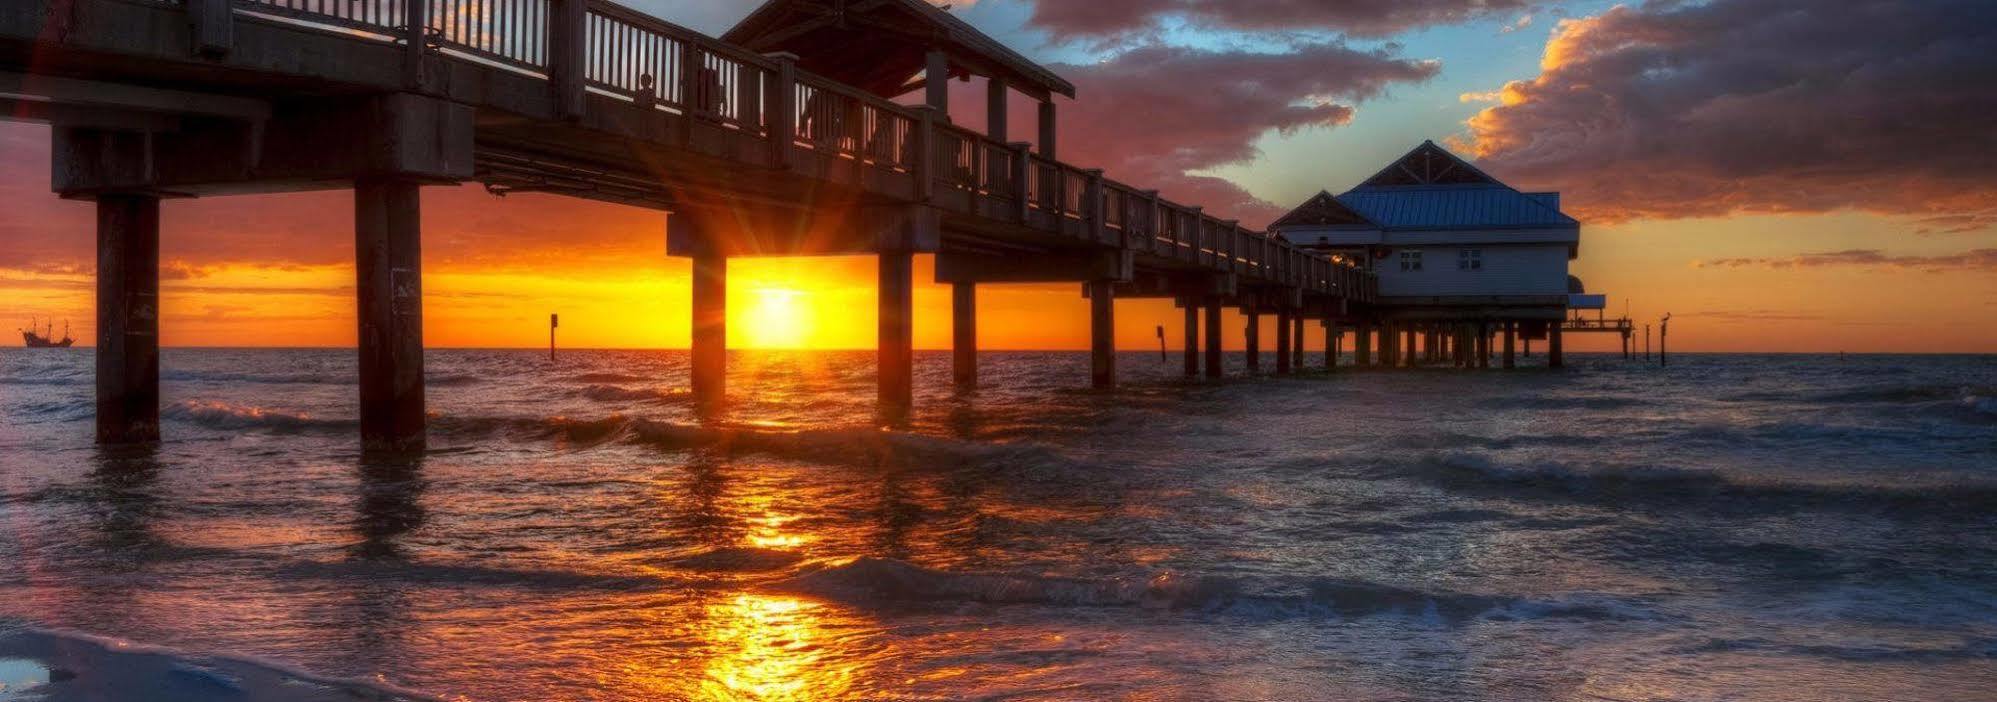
[1458,249,1483,271]
[1399,250,1423,272]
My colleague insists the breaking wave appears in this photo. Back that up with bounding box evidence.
[164,401,356,433]
[1402,452,1997,513]
[577,384,692,404]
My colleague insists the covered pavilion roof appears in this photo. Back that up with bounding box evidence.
[723,0,1077,101]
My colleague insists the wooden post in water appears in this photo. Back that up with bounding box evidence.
[1204,300,1224,379]
[1244,309,1261,373]
[952,283,977,390]
[691,251,727,409]
[1086,281,1117,389]
[1355,324,1372,367]
[549,313,558,361]
[1549,326,1566,369]
[355,178,426,453]
[1502,321,1517,369]
[1274,309,1292,375]
[1477,321,1491,369]
[1325,322,1338,371]
[1293,315,1306,372]
[1659,314,1671,368]
[879,251,915,415]
[96,193,161,445]
[1182,302,1199,378]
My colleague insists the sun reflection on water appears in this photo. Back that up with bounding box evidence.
[696,594,864,702]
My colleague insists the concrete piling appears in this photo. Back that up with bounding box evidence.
[354,179,426,453]
[95,194,161,445]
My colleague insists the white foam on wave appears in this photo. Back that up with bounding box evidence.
[0,625,440,701]
[163,401,355,433]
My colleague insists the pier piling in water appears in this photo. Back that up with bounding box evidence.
[952,283,977,390]
[1088,280,1116,389]
[95,193,161,445]
[1182,302,1199,378]
[878,251,915,415]
[1275,309,1292,374]
[690,250,726,410]
[1204,300,1224,378]
[355,178,427,453]
[1245,310,1261,373]
[1503,322,1517,369]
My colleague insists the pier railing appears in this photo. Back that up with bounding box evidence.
[218,0,1375,302]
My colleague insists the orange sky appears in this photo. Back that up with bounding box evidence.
[5,0,1995,354]
[4,175,1992,354]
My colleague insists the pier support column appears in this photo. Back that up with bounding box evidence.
[1325,323,1339,371]
[355,178,426,453]
[1405,327,1418,369]
[1379,323,1395,367]
[1204,301,1224,379]
[878,251,915,416]
[690,251,726,409]
[1503,322,1517,369]
[1182,302,1199,378]
[1293,315,1306,372]
[1088,280,1116,389]
[1244,310,1261,373]
[1274,309,1292,375]
[1549,327,1565,369]
[1478,322,1492,369]
[95,194,161,445]
[1355,324,1372,366]
[952,283,977,390]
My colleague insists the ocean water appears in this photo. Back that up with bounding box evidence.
[1,348,1994,701]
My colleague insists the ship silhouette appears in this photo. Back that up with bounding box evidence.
[20,318,75,348]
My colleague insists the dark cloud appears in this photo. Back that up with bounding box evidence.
[1033,42,1439,227]
[1695,249,1997,272]
[1462,0,1997,229]
[1029,0,1531,41]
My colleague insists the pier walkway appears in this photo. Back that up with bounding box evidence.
[3,0,1376,450]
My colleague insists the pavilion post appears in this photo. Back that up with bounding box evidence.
[1037,100,1057,160]
[986,78,1007,141]
[925,50,950,114]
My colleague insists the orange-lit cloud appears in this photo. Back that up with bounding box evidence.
[1694,248,1997,272]
[1459,0,1997,231]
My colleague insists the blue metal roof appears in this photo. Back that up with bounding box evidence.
[1336,184,1579,231]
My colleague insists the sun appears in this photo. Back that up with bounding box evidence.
[741,287,811,349]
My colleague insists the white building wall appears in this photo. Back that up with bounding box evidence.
[1378,244,1570,297]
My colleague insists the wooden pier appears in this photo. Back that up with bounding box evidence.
[3,0,1387,449]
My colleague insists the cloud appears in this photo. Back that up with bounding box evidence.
[1028,0,1531,41]
[1039,42,1440,227]
[1460,0,1997,229]
[1694,248,1997,272]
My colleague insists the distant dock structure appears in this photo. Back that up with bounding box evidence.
[1271,142,1625,369]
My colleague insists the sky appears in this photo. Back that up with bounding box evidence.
[4,0,1994,352]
